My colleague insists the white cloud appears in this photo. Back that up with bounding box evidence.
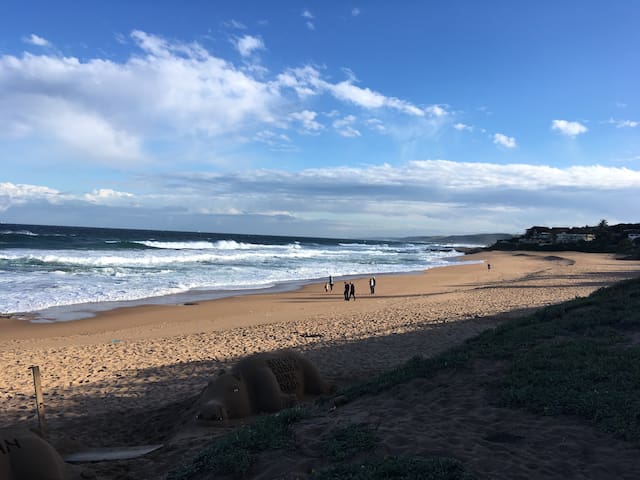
[302,10,315,30]
[425,105,448,117]
[0,182,62,211]
[332,115,361,137]
[551,119,588,137]
[254,130,294,151]
[608,118,639,128]
[352,8,361,16]
[23,34,50,47]
[2,32,439,167]
[330,80,424,116]
[276,66,425,117]
[290,110,323,132]
[454,122,472,131]
[234,35,265,57]
[366,118,385,132]
[493,133,517,148]
[84,189,134,204]
[0,31,282,162]
[224,20,247,30]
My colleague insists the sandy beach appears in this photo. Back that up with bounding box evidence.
[2,250,640,479]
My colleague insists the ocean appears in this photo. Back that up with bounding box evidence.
[0,224,479,322]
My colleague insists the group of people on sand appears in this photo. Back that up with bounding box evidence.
[343,281,356,301]
[324,275,376,300]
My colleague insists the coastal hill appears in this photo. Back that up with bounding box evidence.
[491,221,640,259]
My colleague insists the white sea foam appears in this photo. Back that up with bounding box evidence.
[0,233,471,321]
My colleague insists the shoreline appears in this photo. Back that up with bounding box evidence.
[1,250,638,345]
[0,250,478,327]
[0,259,478,343]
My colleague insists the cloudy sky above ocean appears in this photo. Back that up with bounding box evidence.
[1,1,639,237]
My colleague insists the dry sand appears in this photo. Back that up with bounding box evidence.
[2,250,640,479]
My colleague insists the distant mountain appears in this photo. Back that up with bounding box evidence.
[399,233,514,246]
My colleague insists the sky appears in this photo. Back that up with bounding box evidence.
[1,1,639,238]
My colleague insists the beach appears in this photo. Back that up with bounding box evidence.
[2,250,640,479]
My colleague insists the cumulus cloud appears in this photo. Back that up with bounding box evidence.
[23,34,50,47]
[1,30,437,167]
[493,133,517,148]
[551,119,588,137]
[0,182,62,211]
[290,110,323,132]
[234,35,265,57]
[0,31,284,165]
[84,188,135,204]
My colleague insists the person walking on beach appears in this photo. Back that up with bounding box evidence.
[349,282,356,301]
[343,282,350,301]
[329,275,334,292]
[369,277,376,295]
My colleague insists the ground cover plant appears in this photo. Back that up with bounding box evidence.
[312,456,476,480]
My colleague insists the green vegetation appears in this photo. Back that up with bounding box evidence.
[166,407,309,480]
[313,456,476,480]
[323,423,378,461]
[168,276,640,479]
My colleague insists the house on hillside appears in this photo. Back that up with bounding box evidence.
[555,232,596,243]
[520,226,596,246]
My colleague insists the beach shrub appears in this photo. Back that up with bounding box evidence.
[467,277,640,442]
[166,406,309,479]
[499,338,640,441]
[313,455,476,480]
[323,423,378,461]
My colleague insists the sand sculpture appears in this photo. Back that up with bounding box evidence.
[0,428,68,480]
[196,350,334,421]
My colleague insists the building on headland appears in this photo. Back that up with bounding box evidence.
[517,226,597,246]
[494,223,640,257]
[555,232,596,243]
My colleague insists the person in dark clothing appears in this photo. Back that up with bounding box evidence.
[343,282,350,301]
[349,282,356,301]
[369,277,376,294]
[329,275,334,291]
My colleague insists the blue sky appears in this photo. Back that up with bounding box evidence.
[1,1,639,238]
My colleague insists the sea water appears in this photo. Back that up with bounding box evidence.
[0,224,478,322]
